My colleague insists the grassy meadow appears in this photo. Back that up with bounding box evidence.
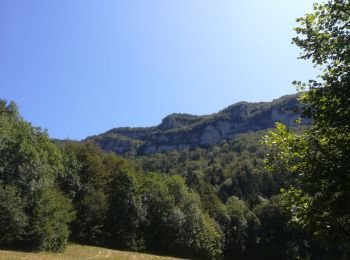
[0,245,184,260]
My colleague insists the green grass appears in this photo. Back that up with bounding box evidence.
[0,244,185,260]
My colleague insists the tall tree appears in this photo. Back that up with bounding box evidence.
[0,184,27,247]
[106,170,144,250]
[0,100,74,252]
[264,0,350,255]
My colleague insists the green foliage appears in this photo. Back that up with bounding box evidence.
[57,140,224,258]
[0,100,74,252]
[138,174,223,259]
[70,188,108,245]
[106,170,144,250]
[224,196,260,257]
[58,141,132,245]
[58,149,81,200]
[264,0,350,256]
[0,184,27,246]
[191,213,223,259]
[0,94,339,259]
[254,196,313,259]
[29,189,74,252]
[139,131,271,199]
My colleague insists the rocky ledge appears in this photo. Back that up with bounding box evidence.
[85,94,310,155]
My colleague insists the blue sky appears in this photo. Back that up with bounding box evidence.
[1,0,318,140]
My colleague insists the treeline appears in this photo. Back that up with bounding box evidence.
[0,99,335,259]
[134,131,335,259]
[0,100,221,258]
[59,143,223,259]
[0,101,73,251]
[136,131,288,201]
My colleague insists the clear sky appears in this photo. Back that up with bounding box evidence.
[1,0,318,140]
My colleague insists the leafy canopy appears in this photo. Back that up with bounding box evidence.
[264,0,350,254]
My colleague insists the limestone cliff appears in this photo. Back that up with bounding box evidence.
[85,94,310,155]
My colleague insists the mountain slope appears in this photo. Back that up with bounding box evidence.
[85,94,309,155]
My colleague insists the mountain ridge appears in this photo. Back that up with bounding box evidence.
[85,94,309,155]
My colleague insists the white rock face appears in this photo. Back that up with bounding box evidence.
[90,94,309,155]
[271,108,298,125]
[216,121,232,137]
[158,135,169,142]
[143,143,190,153]
[200,125,222,145]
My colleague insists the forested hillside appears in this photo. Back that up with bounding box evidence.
[0,100,223,258]
[0,99,343,259]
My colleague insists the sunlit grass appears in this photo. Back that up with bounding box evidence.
[0,244,184,260]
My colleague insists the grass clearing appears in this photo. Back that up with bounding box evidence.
[0,244,185,260]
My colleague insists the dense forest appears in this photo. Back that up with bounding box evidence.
[0,99,326,259]
[1,0,349,259]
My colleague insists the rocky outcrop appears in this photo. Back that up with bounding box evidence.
[85,94,310,155]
